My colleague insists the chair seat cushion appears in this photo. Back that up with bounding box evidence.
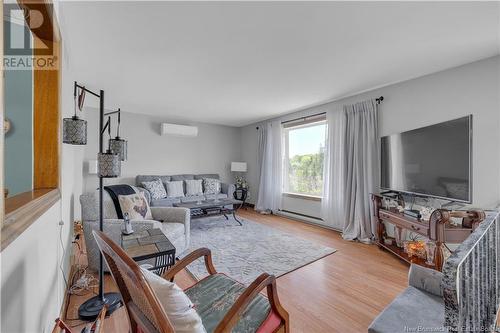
[368,286,446,333]
[185,274,271,333]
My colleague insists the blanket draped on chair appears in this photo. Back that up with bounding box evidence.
[104,184,135,219]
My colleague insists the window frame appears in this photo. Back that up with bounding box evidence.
[282,116,327,200]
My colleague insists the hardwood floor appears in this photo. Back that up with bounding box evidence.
[63,210,409,332]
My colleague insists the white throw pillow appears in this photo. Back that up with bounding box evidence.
[166,181,185,198]
[118,192,153,220]
[185,179,203,197]
[141,268,206,333]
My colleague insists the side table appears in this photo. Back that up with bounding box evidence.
[233,187,248,209]
[121,228,176,275]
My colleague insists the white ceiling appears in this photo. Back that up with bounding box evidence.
[59,1,500,127]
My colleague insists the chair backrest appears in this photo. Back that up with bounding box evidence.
[442,211,500,332]
[92,230,174,333]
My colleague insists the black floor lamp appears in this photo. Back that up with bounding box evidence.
[63,81,127,320]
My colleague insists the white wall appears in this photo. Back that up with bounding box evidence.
[82,111,242,193]
[241,56,500,221]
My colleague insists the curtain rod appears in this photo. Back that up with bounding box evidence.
[281,112,326,125]
[256,95,384,130]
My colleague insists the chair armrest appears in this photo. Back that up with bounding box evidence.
[162,248,216,281]
[151,207,190,246]
[221,183,236,197]
[408,264,443,297]
[214,273,289,333]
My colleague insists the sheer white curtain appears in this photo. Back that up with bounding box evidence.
[321,99,379,242]
[321,108,345,230]
[256,120,283,213]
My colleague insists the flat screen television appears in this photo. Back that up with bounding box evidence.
[380,115,472,203]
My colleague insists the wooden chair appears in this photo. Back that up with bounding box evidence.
[52,305,107,333]
[92,230,290,333]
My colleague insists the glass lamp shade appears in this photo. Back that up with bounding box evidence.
[109,137,127,161]
[63,116,87,145]
[97,151,121,178]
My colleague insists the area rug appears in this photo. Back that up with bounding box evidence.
[181,215,336,285]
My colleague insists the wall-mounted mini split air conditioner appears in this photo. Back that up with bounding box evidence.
[161,123,198,137]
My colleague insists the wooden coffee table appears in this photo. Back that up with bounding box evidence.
[174,198,243,226]
[121,228,176,275]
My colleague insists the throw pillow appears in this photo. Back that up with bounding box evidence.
[203,178,221,194]
[141,179,167,200]
[165,181,185,198]
[184,179,203,197]
[141,268,206,333]
[118,192,153,220]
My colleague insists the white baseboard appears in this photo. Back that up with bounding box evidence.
[276,210,342,232]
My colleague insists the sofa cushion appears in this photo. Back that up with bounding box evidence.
[141,179,167,200]
[194,174,220,180]
[151,197,181,207]
[161,222,185,240]
[142,268,206,333]
[171,174,195,181]
[185,179,203,197]
[368,286,446,333]
[204,193,228,200]
[166,181,185,198]
[185,274,271,333]
[181,195,206,203]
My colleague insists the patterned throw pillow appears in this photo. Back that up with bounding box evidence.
[166,181,185,198]
[185,179,203,197]
[118,192,153,220]
[141,179,167,200]
[203,178,221,194]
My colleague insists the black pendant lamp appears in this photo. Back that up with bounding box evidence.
[98,116,121,178]
[63,85,87,144]
[108,110,127,161]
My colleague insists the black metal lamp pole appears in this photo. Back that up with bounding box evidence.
[72,82,122,320]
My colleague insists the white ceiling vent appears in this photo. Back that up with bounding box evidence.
[161,123,198,137]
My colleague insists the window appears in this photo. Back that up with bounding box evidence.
[283,117,327,197]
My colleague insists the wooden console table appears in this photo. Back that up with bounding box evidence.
[371,194,485,271]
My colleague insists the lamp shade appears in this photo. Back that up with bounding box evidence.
[98,151,121,178]
[63,116,87,145]
[109,137,127,161]
[231,162,247,172]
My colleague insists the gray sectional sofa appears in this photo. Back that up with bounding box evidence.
[136,173,236,207]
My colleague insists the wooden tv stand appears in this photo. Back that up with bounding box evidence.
[371,194,485,271]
